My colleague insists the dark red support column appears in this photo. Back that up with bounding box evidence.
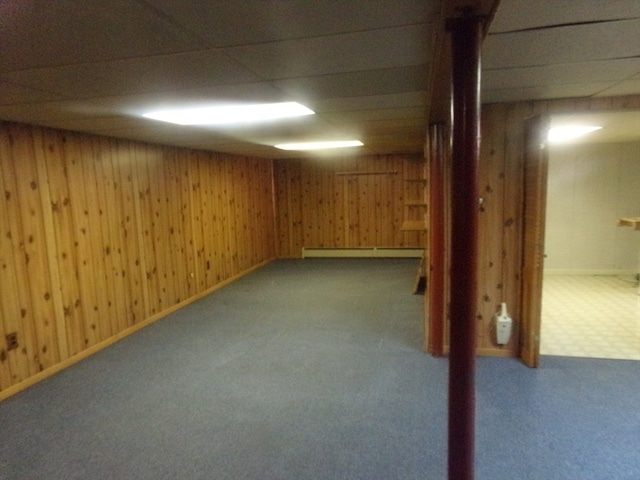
[427,123,446,356]
[447,13,482,480]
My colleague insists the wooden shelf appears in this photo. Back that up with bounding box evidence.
[401,220,427,231]
[618,217,640,230]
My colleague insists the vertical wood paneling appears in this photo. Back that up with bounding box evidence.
[75,137,106,346]
[499,102,533,354]
[288,161,304,256]
[32,129,69,361]
[0,128,35,385]
[84,137,116,341]
[189,151,206,289]
[0,122,277,397]
[4,125,59,370]
[476,103,508,352]
[39,131,85,355]
[215,155,230,282]
[113,140,147,326]
[134,146,160,316]
[392,164,405,246]
[92,137,126,334]
[274,154,424,257]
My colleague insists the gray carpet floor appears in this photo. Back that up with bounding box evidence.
[0,258,638,480]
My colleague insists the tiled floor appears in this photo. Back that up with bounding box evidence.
[541,274,640,360]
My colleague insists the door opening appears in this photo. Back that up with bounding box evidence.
[540,111,640,361]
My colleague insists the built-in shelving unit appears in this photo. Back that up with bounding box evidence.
[401,164,428,232]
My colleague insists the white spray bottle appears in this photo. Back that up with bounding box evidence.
[495,302,512,345]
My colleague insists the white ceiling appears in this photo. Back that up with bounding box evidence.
[483,0,640,103]
[1,0,640,158]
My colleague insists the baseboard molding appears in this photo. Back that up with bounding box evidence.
[425,347,515,358]
[302,247,424,258]
[544,269,636,276]
[475,347,517,358]
[0,258,275,402]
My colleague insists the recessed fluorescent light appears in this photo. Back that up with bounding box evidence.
[547,125,602,143]
[274,140,364,151]
[143,102,314,125]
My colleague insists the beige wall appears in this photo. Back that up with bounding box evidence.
[546,141,640,273]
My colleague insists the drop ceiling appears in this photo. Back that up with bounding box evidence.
[1,0,640,158]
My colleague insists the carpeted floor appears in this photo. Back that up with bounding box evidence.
[0,259,638,480]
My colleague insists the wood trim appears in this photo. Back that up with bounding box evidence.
[519,116,550,368]
[427,123,447,356]
[336,171,398,176]
[0,258,274,402]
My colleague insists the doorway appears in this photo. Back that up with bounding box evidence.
[539,112,640,360]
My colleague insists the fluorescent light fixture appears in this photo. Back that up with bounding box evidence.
[547,125,602,143]
[275,140,364,151]
[143,102,314,125]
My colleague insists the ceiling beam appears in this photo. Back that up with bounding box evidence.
[427,0,502,124]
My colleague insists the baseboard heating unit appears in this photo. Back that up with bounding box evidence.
[302,247,424,258]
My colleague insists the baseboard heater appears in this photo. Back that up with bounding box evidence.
[544,269,637,276]
[302,247,424,258]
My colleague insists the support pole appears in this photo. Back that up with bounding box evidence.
[427,123,446,356]
[447,13,482,480]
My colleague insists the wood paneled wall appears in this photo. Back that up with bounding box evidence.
[473,94,640,356]
[0,122,276,396]
[274,154,426,257]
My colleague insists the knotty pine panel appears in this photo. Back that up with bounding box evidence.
[1,124,60,373]
[0,122,276,396]
[0,127,38,386]
[476,103,511,353]
[274,154,425,258]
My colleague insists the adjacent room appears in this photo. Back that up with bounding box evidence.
[542,112,640,360]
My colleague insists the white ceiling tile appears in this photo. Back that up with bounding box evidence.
[35,116,159,134]
[0,83,290,125]
[0,51,260,98]
[594,78,640,96]
[321,108,426,123]
[0,101,86,123]
[482,58,640,90]
[482,82,616,104]
[0,82,66,105]
[1,1,639,156]
[69,83,293,117]
[91,123,235,145]
[360,130,425,150]
[203,143,285,159]
[203,115,334,139]
[225,25,432,79]
[145,0,439,47]
[0,0,206,72]
[314,92,428,113]
[483,19,640,69]
[272,66,430,103]
[491,0,640,33]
